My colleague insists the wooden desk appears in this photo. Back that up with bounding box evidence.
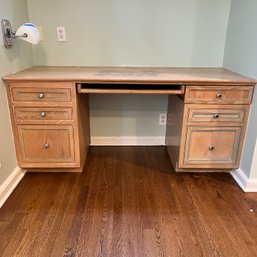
[3,67,256,172]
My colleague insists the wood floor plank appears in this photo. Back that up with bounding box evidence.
[0,146,257,257]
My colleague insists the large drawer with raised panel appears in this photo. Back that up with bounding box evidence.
[17,125,75,166]
[185,86,253,104]
[180,126,242,169]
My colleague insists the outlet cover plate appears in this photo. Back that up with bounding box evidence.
[56,26,66,42]
[159,113,167,125]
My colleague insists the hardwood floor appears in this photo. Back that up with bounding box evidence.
[0,146,257,257]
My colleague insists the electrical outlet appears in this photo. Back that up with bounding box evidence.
[56,26,66,42]
[159,113,167,125]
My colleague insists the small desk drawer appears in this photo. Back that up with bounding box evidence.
[14,107,72,121]
[17,125,75,164]
[185,86,253,104]
[181,126,242,168]
[186,105,248,125]
[11,84,72,102]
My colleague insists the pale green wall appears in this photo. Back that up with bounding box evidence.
[89,94,168,137]
[0,0,33,184]
[27,0,231,67]
[27,0,231,138]
[223,0,257,179]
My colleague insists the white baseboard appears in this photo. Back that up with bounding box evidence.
[0,167,26,208]
[231,169,257,192]
[91,136,165,146]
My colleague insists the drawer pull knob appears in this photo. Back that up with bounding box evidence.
[38,93,44,99]
[209,146,215,151]
[216,93,222,98]
[213,113,219,119]
[43,144,49,149]
[40,111,46,117]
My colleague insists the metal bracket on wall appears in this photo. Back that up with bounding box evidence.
[1,19,13,48]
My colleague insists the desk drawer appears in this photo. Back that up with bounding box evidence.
[185,86,253,104]
[180,126,242,168]
[17,125,75,165]
[11,83,72,103]
[186,105,248,125]
[14,107,72,122]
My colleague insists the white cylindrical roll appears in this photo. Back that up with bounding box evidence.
[15,23,40,44]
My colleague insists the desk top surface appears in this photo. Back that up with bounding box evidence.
[3,66,256,85]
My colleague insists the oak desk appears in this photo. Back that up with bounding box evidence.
[3,67,256,172]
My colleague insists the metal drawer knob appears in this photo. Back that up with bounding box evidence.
[209,146,215,151]
[43,143,49,149]
[213,113,219,119]
[40,111,46,117]
[216,93,222,98]
[38,93,44,99]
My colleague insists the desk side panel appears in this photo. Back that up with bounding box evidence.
[77,92,90,169]
[165,95,184,170]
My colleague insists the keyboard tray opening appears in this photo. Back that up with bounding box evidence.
[77,83,185,95]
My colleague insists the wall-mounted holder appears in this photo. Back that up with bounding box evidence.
[1,19,40,48]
